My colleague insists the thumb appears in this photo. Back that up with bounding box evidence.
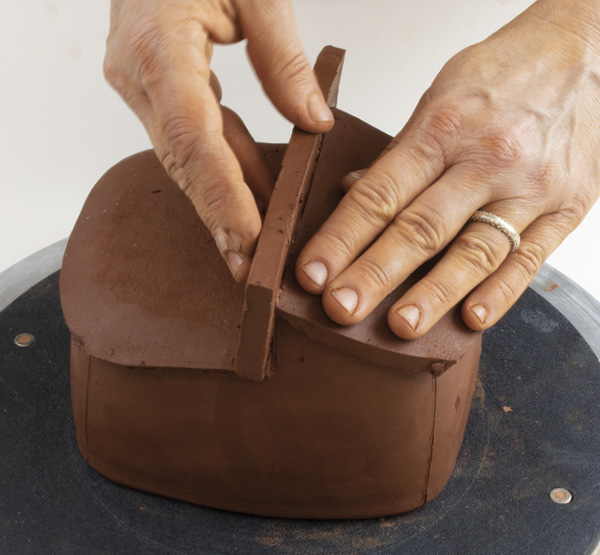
[235,0,334,132]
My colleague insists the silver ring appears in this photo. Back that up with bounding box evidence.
[469,210,520,253]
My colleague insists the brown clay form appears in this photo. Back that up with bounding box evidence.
[60,46,482,519]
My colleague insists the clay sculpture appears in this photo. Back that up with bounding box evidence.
[60,46,482,519]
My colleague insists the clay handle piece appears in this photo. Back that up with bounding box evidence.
[235,46,345,381]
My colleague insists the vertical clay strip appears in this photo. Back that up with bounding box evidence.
[235,46,346,381]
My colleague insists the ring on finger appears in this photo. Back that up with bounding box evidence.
[468,210,520,253]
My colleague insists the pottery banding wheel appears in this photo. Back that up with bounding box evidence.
[2,269,600,553]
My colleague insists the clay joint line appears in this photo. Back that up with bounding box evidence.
[83,350,91,461]
[424,373,438,504]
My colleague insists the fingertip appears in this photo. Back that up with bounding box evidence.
[388,304,424,340]
[305,91,334,128]
[462,297,507,331]
[461,302,490,330]
[285,90,335,134]
[296,259,329,294]
[213,222,261,283]
[322,286,359,326]
[227,251,251,284]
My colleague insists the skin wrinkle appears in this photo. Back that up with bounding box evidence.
[349,176,404,225]
[267,52,314,88]
[421,278,456,309]
[346,192,396,235]
[318,225,366,264]
[453,233,506,277]
[162,122,212,174]
[351,256,400,298]
[510,244,546,281]
[135,35,210,95]
[391,205,448,256]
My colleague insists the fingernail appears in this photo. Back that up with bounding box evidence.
[470,304,487,325]
[394,305,421,331]
[228,230,244,252]
[307,92,333,123]
[214,228,243,253]
[330,287,359,316]
[226,251,245,279]
[341,171,364,192]
[347,171,364,183]
[302,260,328,288]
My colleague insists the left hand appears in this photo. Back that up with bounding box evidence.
[104,0,333,283]
[295,0,600,339]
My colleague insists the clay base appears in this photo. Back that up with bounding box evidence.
[71,323,480,519]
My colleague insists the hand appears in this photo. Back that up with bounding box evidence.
[296,0,600,339]
[104,0,334,282]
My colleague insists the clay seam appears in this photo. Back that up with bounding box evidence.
[424,372,438,504]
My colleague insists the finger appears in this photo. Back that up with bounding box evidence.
[387,203,535,339]
[461,212,572,330]
[236,0,334,132]
[139,33,261,283]
[340,138,403,192]
[221,105,276,212]
[295,135,447,295]
[319,169,490,326]
[341,169,366,193]
[209,70,274,209]
[340,93,433,194]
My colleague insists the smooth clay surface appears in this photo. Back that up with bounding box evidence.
[60,47,483,519]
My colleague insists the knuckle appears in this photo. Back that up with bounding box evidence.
[103,45,133,99]
[170,161,227,231]
[160,151,183,185]
[418,103,465,151]
[556,196,590,227]
[197,183,228,222]
[427,105,464,137]
[135,47,164,89]
[421,278,455,307]
[480,127,525,166]
[127,25,174,89]
[161,116,202,175]
[453,233,505,276]
[392,206,446,255]
[512,241,545,280]
[407,137,445,171]
[355,257,396,292]
[319,226,362,259]
[348,174,402,224]
[102,56,120,88]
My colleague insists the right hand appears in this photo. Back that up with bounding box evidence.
[104,0,334,282]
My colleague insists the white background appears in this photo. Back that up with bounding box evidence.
[2,0,599,300]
